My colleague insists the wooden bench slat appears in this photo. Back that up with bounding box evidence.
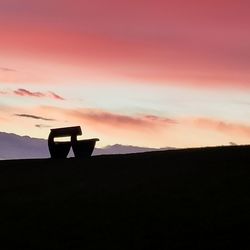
[49,126,82,137]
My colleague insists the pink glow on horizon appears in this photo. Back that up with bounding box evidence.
[0,105,246,147]
[1,102,250,147]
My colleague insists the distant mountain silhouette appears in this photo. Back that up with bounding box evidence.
[0,132,175,160]
[94,144,174,155]
[0,132,49,159]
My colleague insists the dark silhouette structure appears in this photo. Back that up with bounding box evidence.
[48,126,99,159]
[2,145,250,249]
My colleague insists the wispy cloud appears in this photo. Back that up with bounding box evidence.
[35,124,52,128]
[14,88,44,97]
[38,106,176,132]
[48,91,65,101]
[143,115,177,124]
[0,88,65,101]
[15,113,55,121]
[0,67,17,72]
[67,109,176,130]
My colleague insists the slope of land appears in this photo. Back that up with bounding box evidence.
[0,145,250,249]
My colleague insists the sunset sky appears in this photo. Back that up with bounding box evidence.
[0,0,250,148]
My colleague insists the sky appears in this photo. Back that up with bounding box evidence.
[0,0,250,148]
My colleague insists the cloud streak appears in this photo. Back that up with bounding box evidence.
[35,124,52,128]
[1,88,65,100]
[14,89,44,98]
[66,109,176,130]
[0,67,16,72]
[48,91,65,101]
[15,113,55,121]
[38,106,177,133]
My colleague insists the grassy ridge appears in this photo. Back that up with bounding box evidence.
[0,145,250,249]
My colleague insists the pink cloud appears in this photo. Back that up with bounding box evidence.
[66,109,176,131]
[0,1,249,89]
[0,67,16,72]
[38,106,176,132]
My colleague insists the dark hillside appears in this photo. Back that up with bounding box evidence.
[0,145,250,249]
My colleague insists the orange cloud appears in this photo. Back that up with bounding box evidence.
[192,118,250,138]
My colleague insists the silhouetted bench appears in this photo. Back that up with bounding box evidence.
[48,126,99,159]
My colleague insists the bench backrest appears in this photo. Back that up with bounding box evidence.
[49,126,82,138]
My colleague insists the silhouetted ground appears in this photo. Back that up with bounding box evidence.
[0,145,250,249]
